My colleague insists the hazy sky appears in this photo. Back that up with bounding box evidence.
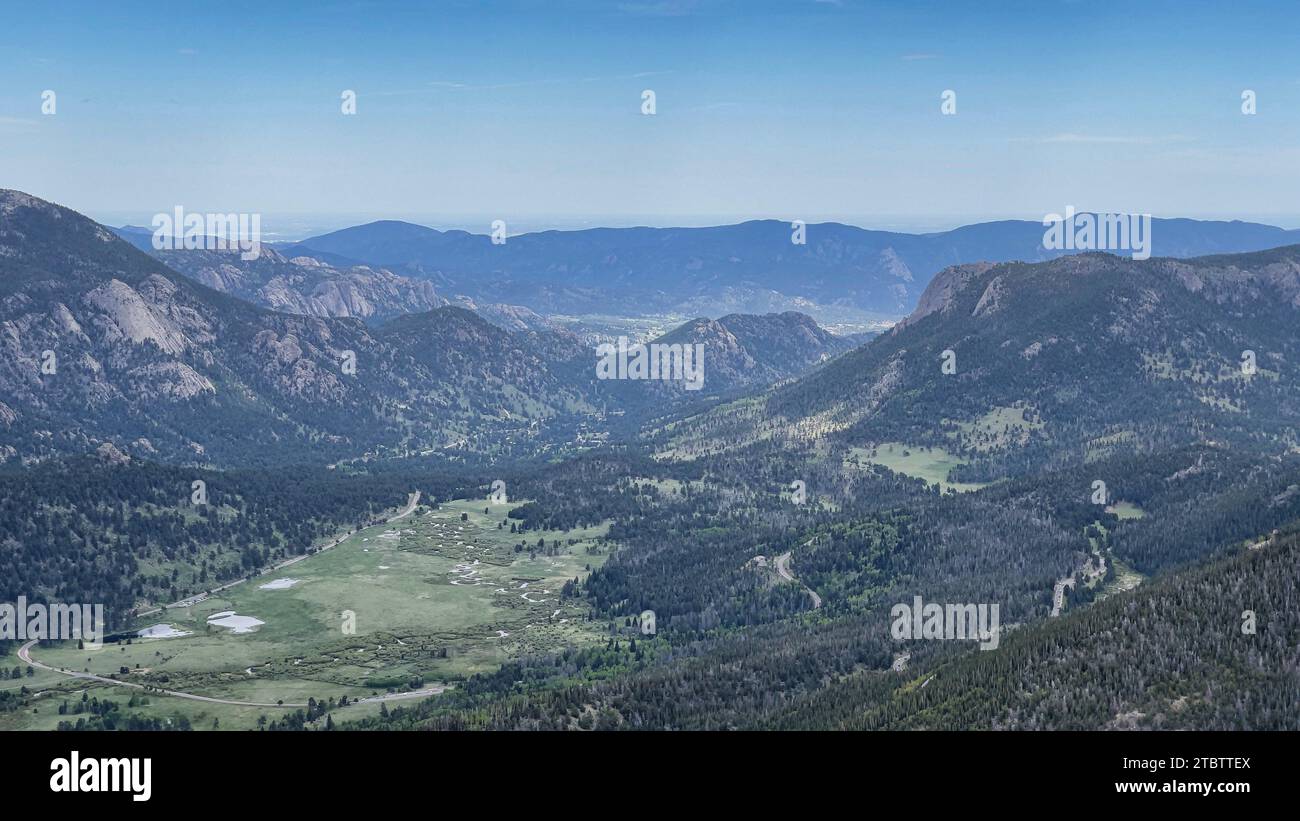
[3,0,1299,234]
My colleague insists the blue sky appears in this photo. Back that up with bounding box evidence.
[2,0,1298,235]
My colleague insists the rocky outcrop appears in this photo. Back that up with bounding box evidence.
[893,262,997,333]
[144,245,446,322]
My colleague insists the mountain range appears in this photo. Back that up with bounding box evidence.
[280,216,1300,322]
[5,188,1300,736]
[6,188,1300,478]
[658,245,1300,474]
[1,191,860,467]
[112,228,446,323]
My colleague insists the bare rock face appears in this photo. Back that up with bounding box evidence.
[146,244,445,322]
[2,190,654,465]
[894,262,997,333]
[83,278,189,356]
[0,190,56,218]
[127,361,216,399]
[449,297,560,333]
[95,441,131,464]
[879,247,914,282]
[0,191,395,460]
[1160,255,1300,308]
[972,275,1006,317]
[1261,261,1300,308]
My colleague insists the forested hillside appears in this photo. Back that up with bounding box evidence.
[341,443,1300,730]
[657,249,1300,477]
[0,455,439,635]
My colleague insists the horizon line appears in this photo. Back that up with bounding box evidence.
[94,211,1300,243]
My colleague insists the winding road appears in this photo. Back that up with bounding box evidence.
[775,548,823,610]
[18,641,313,708]
[23,491,432,710]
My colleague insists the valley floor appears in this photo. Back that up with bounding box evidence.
[3,498,611,731]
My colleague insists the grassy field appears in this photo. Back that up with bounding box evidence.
[1086,519,1147,601]
[1105,501,1147,520]
[5,498,612,730]
[848,443,989,493]
[952,405,1044,452]
[1099,555,1146,599]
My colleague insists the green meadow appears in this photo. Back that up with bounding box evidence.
[848,443,989,493]
[8,498,612,730]
[1105,501,1147,520]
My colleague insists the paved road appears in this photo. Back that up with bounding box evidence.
[1051,576,1076,617]
[356,686,445,704]
[775,548,823,610]
[388,491,421,520]
[26,491,433,711]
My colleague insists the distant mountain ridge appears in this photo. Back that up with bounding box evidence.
[0,191,862,466]
[113,233,447,323]
[660,246,1300,472]
[654,311,859,393]
[114,227,580,333]
[283,216,1300,321]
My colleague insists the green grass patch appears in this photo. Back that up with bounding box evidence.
[848,443,988,493]
[13,498,613,730]
[1105,501,1147,520]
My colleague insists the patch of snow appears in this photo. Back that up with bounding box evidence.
[137,624,191,639]
[206,612,265,633]
[258,578,301,590]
